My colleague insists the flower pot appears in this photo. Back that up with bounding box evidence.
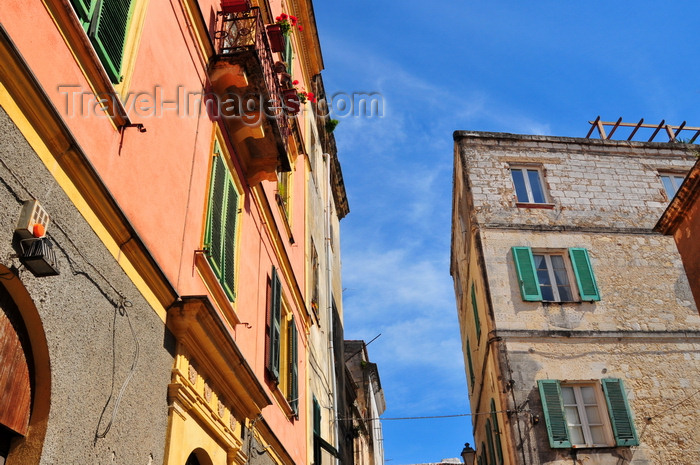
[266,24,285,53]
[221,0,250,14]
[282,88,300,114]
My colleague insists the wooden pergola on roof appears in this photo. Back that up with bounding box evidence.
[586,116,700,143]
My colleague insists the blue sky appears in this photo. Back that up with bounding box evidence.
[312,2,700,463]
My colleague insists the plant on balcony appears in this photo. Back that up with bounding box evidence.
[274,13,303,34]
[267,13,302,53]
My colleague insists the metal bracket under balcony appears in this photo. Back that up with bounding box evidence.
[209,7,291,185]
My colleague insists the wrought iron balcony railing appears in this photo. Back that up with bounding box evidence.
[213,7,290,152]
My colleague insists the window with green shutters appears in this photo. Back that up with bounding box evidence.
[471,283,481,341]
[313,397,322,464]
[466,339,475,391]
[283,34,293,73]
[267,267,282,381]
[490,399,504,465]
[538,379,639,449]
[485,419,496,465]
[69,0,134,83]
[512,247,600,302]
[288,317,298,415]
[205,143,240,301]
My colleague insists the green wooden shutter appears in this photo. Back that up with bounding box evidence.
[490,399,503,465]
[602,379,639,446]
[221,175,238,300]
[537,380,571,448]
[70,0,97,26]
[512,247,542,301]
[288,317,299,415]
[485,419,496,465]
[471,283,481,341]
[206,152,226,281]
[89,0,133,83]
[268,267,282,381]
[568,248,600,301]
[283,34,293,73]
[466,339,475,389]
[313,397,322,465]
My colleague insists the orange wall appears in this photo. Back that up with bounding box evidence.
[2,0,313,462]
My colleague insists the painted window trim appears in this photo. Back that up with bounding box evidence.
[512,247,600,302]
[538,379,639,449]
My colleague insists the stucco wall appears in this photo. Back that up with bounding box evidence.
[0,107,173,464]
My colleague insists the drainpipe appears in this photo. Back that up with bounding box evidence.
[323,152,340,465]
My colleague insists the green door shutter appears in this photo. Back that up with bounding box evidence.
[466,339,475,389]
[602,379,639,446]
[268,267,282,381]
[568,248,600,301]
[490,399,503,465]
[471,283,481,341]
[221,175,238,300]
[512,247,542,301]
[313,397,322,464]
[537,380,572,448]
[70,0,97,26]
[288,317,298,415]
[485,419,496,465]
[283,34,293,72]
[206,152,226,280]
[89,0,133,83]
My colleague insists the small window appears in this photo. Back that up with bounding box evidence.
[659,172,686,199]
[512,247,600,302]
[510,166,547,204]
[538,379,639,449]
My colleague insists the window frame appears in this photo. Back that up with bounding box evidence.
[532,250,579,303]
[509,165,549,205]
[659,172,687,199]
[560,382,613,447]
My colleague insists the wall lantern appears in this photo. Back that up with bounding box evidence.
[460,443,476,465]
[15,200,59,277]
[19,237,59,277]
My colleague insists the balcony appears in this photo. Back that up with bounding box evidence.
[209,7,291,185]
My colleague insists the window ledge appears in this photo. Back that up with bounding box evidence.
[194,250,241,326]
[269,383,297,420]
[515,202,555,209]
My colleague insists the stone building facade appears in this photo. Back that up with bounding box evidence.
[450,131,700,465]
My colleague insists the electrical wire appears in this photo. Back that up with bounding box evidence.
[95,299,140,441]
[336,409,514,422]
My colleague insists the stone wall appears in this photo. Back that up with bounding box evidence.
[452,132,700,465]
[0,107,173,464]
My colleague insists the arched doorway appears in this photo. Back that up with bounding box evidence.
[0,279,32,462]
[0,266,50,464]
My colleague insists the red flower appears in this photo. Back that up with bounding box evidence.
[298,25,303,31]
[293,80,299,85]
[280,13,287,19]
